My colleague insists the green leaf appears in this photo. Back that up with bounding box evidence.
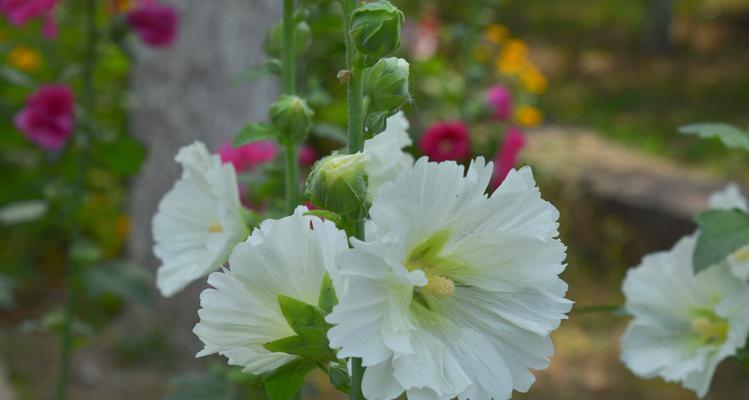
[233,122,278,147]
[303,209,342,226]
[318,273,337,314]
[694,209,749,273]
[93,134,146,176]
[329,364,350,393]
[233,59,282,84]
[263,335,334,360]
[83,261,153,305]
[679,123,749,151]
[263,359,315,400]
[277,295,330,340]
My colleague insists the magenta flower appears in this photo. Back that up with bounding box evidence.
[126,2,178,48]
[14,85,75,151]
[491,126,526,189]
[298,145,317,167]
[218,140,277,173]
[0,0,58,39]
[418,121,471,162]
[486,84,513,121]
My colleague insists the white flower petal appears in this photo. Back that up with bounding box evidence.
[364,112,414,200]
[708,183,748,212]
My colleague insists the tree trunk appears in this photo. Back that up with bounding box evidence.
[126,0,280,356]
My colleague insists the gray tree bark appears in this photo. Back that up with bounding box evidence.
[126,0,280,357]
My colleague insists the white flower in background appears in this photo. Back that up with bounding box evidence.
[621,235,749,398]
[708,183,749,281]
[363,111,414,200]
[152,141,249,297]
[326,158,571,400]
[193,207,348,373]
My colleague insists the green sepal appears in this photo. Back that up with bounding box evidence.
[263,359,316,400]
[263,335,335,361]
[318,272,338,314]
[693,209,749,273]
[329,364,351,393]
[233,122,278,147]
[304,209,343,226]
[277,295,330,339]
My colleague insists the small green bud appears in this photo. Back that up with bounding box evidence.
[269,95,314,143]
[266,20,312,58]
[350,0,404,58]
[363,57,410,134]
[305,153,368,218]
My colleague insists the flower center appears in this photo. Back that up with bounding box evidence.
[421,274,455,297]
[690,312,729,345]
[208,222,224,233]
[732,246,749,263]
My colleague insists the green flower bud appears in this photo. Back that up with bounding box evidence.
[269,95,314,143]
[266,20,312,58]
[363,57,410,134]
[350,0,404,58]
[305,153,368,218]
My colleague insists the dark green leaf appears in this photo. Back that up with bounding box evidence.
[233,122,278,147]
[366,110,390,136]
[264,335,334,360]
[263,359,315,400]
[694,209,749,273]
[318,273,337,314]
[679,123,749,151]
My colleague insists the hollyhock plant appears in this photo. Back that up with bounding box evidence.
[620,235,749,397]
[193,207,348,373]
[14,85,75,151]
[0,0,58,38]
[217,140,277,173]
[152,142,249,297]
[491,126,526,189]
[486,84,513,121]
[418,121,471,162]
[126,1,178,48]
[327,158,571,399]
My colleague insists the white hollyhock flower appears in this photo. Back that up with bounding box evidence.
[193,206,348,373]
[621,235,749,398]
[708,183,749,281]
[152,141,249,297]
[363,112,414,200]
[327,158,571,400]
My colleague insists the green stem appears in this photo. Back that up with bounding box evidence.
[56,1,98,399]
[340,1,366,399]
[282,0,300,213]
[283,142,299,214]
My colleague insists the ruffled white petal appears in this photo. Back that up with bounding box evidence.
[363,112,414,200]
[708,183,748,212]
[193,207,348,374]
[153,142,249,297]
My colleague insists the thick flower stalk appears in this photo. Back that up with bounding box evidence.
[620,235,749,397]
[152,142,250,297]
[193,207,348,372]
[327,158,571,400]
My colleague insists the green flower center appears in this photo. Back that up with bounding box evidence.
[690,309,729,345]
[406,230,461,302]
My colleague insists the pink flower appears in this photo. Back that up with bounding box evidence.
[218,140,277,173]
[14,85,75,151]
[418,121,471,162]
[491,126,526,189]
[1,0,58,39]
[486,85,513,121]
[126,2,178,48]
[298,145,317,167]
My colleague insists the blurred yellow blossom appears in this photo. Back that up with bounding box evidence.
[496,38,529,75]
[7,47,42,72]
[516,106,543,127]
[483,24,509,44]
[503,39,528,59]
[519,64,548,94]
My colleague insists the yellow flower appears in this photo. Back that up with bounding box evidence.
[519,65,548,94]
[516,106,543,127]
[483,24,509,44]
[7,47,42,72]
[503,39,528,59]
[495,38,529,76]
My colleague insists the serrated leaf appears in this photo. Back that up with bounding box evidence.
[318,273,337,314]
[263,359,315,400]
[277,295,330,341]
[233,122,278,147]
[679,123,749,151]
[693,209,749,273]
